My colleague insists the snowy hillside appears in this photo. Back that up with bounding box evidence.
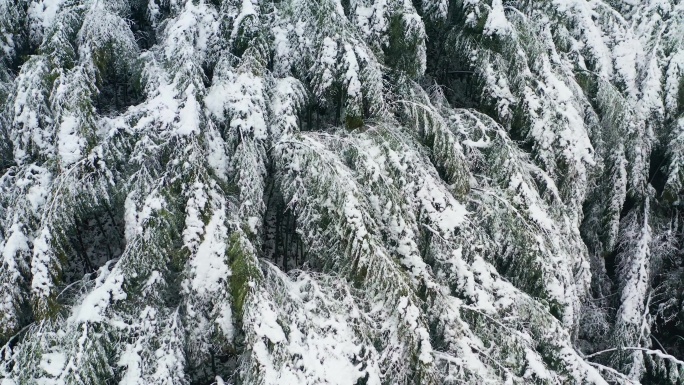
[1,0,684,384]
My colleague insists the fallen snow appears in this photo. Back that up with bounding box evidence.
[57,115,85,167]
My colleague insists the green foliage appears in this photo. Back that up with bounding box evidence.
[228,232,262,318]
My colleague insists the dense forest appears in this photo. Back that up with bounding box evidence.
[1,0,684,384]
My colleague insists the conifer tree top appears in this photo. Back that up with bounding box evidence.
[1,0,684,384]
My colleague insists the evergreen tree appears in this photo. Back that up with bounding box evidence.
[1,0,684,384]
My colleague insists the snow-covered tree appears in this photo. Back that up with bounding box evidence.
[1,0,684,384]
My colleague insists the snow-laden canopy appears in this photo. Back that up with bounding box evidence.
[1,0,684,384]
